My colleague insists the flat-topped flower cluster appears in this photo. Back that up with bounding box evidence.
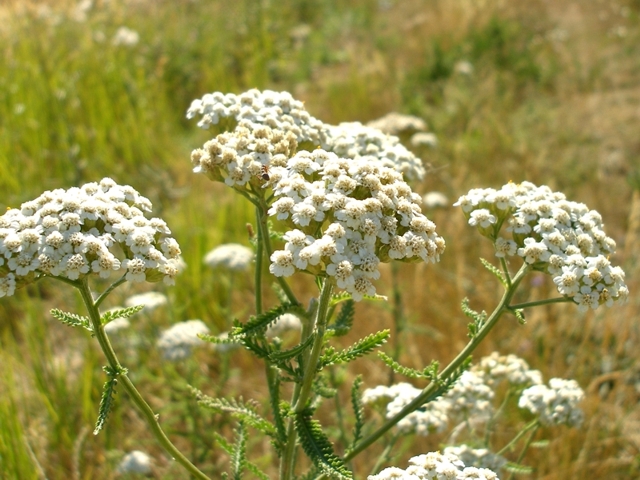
[188,89,426,183]
[369,451,500,480]
[455,182,628,311]
[0,178,181,296]
[188,89,443,300]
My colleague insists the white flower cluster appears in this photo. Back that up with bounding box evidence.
[471,352,542,387]
[445,371,495,419]
[187,89,328,146]
[125,291,169,312]
[454,181,628,311]
[369,451,500,480]
[443,445,507,473]
[188,89,427,183]
[157,319,210,361]
[518,378,585,427]
[204,243,254,272]
[373,383,451,435]
[267,150,444,300]
[366,112,427,135]
[0,178,182,297]
[266,313,302,338]
[324,122,426,182]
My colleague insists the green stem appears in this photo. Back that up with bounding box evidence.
[389,262,404,385]
[255,198,299,306]
[254,206,264,315]
[496,419,539,457]
[335,264,530,467]
[280,279,334,480]
[94,275,127,310]
[76,279,211,480]
[504,422,539,480]
[509,297,572,310]
[368,431,401,476]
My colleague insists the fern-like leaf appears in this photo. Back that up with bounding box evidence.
[230,422,247,480]
[377,351,426,379]
[268,332,315,363]
[480,257,507,286]
[100,305,144,325]
[328,299,355,337]
[235,303,305,337]
[347,376,364,455]
[320,330,390,368]
[51,309,91,332]
[214,429,270,480]
[192,390,278,439]
[513,308,526,325]
[294,410,353,480]
[93,365,125,435]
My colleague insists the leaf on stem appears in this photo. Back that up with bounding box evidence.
[461,298,487,338]
[480,257,508,287]
[328,299,355,337]
[377,351,429,379]
[294,409,353,480]
[319,330,390,368]
[100,305,144,325]
[93,365,125,435]
[51,309,92,332]
[347,376,364,456]
[191,389,278,440]
[503,462,534,474]
[233,303,306,337]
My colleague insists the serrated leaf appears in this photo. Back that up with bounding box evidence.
[480,257,507,286]
[329,300,355,337]
[268,332,315,362]
[503,462,534,474]
[348,376,364,455]
[230,422,247,480]
[294,410,353,480]
[214,428,270,480]
[93,365,125,435]
[377,351,426,379]
[51,309,92,331]
[236,303,305,337]
[514,308,526,325]
[530,439,550,448]
[320,331,390,368]
[100,305,144,325]
[192,390,278,439]
[329,291,353,307]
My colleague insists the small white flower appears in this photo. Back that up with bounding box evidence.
[518,378,584,427]
[112,26,140,47]
[157,320,210,361]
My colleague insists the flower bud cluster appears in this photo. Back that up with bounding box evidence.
[471,351,543,387]
[455,182,628,311]
[368,451,500,480]
[518,378,585,427]
[267,150,445,300]
[0,178,182,296]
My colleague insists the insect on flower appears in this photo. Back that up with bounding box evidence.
[261,164,270,181]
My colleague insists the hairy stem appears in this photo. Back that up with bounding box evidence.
[76,279,211,480]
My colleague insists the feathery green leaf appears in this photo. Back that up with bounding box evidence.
[480,257,507,286]
[51,309,92,331]
[100,305,144,325]
[93,365,125,435]
[328,299,355,336]
[294,410,353,480]
[320,330,390,368]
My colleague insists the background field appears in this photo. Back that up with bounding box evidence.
[1,0,639,478]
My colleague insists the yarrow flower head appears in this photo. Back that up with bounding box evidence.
[369,451,501,480]
[0,178,182,297]
[157,319,210,361]
[117,450,152,475]
[125,291,168,313]
[518,377,585,427]
[443,445,507,473]
[471,352,542,387]
[203,243,254,272]
[454,182,628,311]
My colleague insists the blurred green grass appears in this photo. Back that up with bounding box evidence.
[1,0,639,478]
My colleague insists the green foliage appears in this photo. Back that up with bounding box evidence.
[480,258,507,287]
[191,390,279,442]
[461,298,487,338]
[100,305,144,325]
[513,308,526,325]
[377,352,438,380]
[233,303,305,337]
[50,308,92,332]
[347,376,364,456]
[503,462,534,475]
[328,299,355,337]
[294,409,353,480]
[214,426,270,480]
[319,330,390,369]
[93,365,125,435]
